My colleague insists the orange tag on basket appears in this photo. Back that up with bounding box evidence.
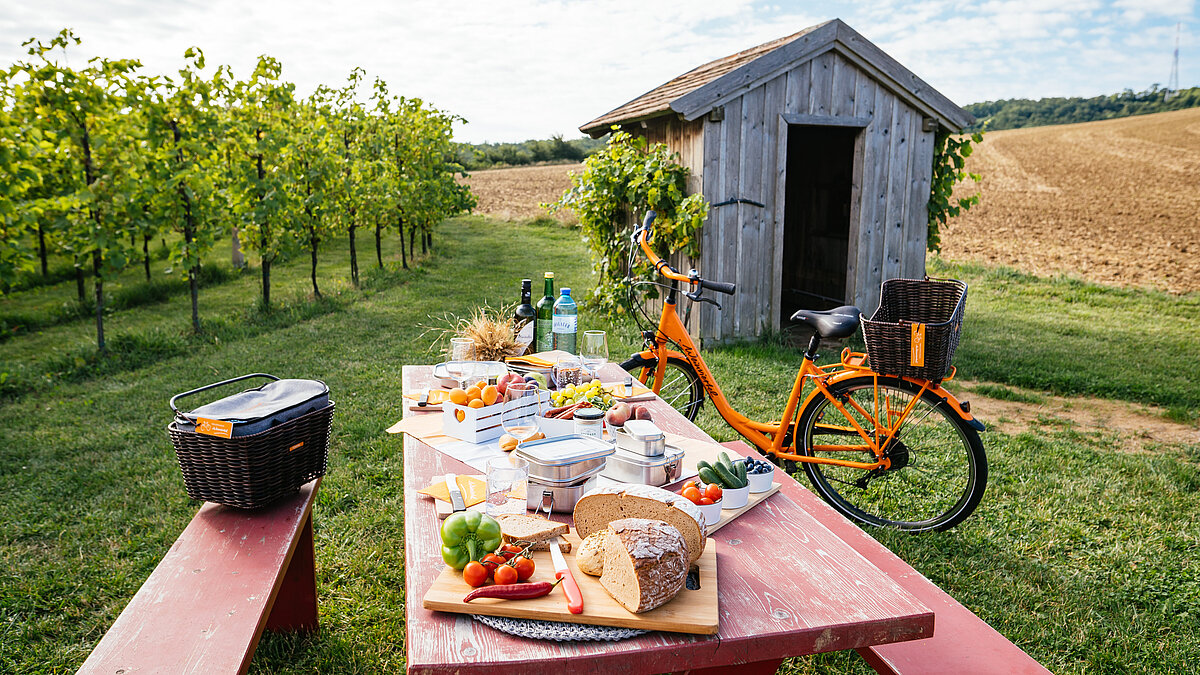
[195,417,234,439]
[910,323,926,367]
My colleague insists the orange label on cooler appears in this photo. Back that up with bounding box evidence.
[289,441,305,451]
[195,418,234,439]
[910,323,926,367]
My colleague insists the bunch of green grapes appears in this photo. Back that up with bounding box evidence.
[550,379,615,410]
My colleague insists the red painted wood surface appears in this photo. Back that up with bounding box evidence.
[717,440,1050,674]
[78,480,321,675]
[402,365,934,675]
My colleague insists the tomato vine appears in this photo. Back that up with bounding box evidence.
[546,129,707,315]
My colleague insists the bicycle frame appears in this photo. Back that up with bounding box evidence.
[631,229,980,471]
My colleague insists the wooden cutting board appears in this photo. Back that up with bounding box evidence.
[422,530,719,634]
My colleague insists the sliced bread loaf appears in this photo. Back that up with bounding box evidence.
[495,514,570,552]
[600,518,688,613]
[573,484,705,564]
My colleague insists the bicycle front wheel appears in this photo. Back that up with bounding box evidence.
[796,376,987,532]
[623,356,704,421]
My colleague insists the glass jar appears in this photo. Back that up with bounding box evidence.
[573,408,605,440]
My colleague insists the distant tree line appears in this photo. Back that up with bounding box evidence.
[965,85,1200,132]
[457,134,606,170]
[0,30,475,351]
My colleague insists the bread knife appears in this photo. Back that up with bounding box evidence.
[550,537,584,614]
[445,474,466,512]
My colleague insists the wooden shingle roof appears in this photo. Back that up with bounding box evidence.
[580,19,973,136]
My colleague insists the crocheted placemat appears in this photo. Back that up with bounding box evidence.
[472,614,649,642]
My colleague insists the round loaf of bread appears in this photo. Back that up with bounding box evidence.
[573,484,705,564]
[576,531,608,576]
[600,518,688,613]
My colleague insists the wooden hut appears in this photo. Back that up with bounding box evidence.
[580,19,974,343]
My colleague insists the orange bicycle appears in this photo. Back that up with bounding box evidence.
[620,212,987,531]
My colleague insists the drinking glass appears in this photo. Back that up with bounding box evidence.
[445,338,475,383]
[552,354,583,389]
[501,382,541,442]
[486,455,529,516]
[580,330,609,378]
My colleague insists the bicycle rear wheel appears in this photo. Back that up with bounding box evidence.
[622,356,704,421]
[796,376,986,532]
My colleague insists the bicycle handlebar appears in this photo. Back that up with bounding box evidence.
[635,211,736,295]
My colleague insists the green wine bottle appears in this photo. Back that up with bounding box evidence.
[535,272,555,352]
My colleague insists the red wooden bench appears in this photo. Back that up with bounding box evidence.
[77,479,321,675]
[719,442,1050,675]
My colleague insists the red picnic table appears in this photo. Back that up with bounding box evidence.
[401,364,934,674]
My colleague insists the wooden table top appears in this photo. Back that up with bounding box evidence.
[401,364,933,675]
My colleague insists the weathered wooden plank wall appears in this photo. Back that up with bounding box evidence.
[693,47,934,342]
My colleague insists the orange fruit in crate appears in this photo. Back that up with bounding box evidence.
[465,385,482,401]
[474,380,488,391]
[481,385,499,406]
[468,399,485,409]
[448,388,469,406]
[454,409,465,422]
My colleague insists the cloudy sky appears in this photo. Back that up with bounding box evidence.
[1,1,1194,143]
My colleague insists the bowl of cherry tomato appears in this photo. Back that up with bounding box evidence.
[680,481,724,529]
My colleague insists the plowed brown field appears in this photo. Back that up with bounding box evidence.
[461,163,581,223]
[944,107,1200,293]
[464,109,1200,293]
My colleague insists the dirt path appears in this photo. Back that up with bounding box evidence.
[961,380,1197,453]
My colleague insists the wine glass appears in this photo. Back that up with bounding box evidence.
[445,337,475,384]
[580,330,609,378]
[502,382,542,443]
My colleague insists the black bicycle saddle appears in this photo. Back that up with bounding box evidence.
[790,305,862,339]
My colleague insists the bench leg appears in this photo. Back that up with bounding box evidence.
[266,511,319,633]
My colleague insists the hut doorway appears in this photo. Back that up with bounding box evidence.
[780,124,858,324]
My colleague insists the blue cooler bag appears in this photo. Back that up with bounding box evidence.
[168,373,335,508]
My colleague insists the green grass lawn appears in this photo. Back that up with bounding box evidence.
[0,216,1197,674]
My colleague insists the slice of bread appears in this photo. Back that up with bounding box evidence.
[495,514,570,552]
[599,518,688,613]
[572,484,705,564]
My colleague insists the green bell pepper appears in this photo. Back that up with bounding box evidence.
[440,510,503,570]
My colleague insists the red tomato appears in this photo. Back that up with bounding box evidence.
[463,561,489,587]
[514,556,536,581]
[494,564,519,585]
[683,480,699,491]
[704,483,723,501]
[681,486,702,504]
[500,544,524,561]
[482,553,507,573]
[698,497,714,506]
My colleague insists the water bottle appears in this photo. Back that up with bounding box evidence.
[552,288,578,354]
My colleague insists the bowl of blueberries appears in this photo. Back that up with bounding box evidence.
[745,456,776,493]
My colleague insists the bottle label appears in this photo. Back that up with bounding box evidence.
[552,315,577,333]
[536,319,553,351]
[517,320,534,347]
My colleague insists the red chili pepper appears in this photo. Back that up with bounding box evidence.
[463,578,562,603]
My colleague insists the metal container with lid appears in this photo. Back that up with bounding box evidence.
[527,464,604,513]
[513,434,615,483]
[616,419,667,457]
[601,445,685,486]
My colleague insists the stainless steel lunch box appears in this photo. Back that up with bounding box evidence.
[526,464,604,513]
[513,434,615,483]
[616,419,667,456]
[601,445,684,486]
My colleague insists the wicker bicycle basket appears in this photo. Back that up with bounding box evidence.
[861,277,967,382]
[167,374,335,509]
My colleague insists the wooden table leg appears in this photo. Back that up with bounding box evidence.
[678,658,785,675]
[265,511,319,633]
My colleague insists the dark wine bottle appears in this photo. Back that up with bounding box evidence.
[514,278,536,352]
